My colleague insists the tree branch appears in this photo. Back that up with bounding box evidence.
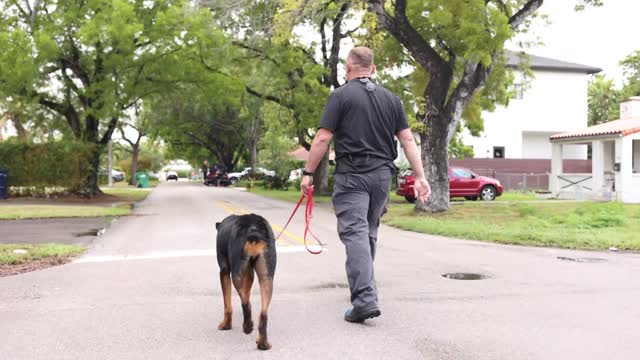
[341,24,361,38]
[320,16,329,70]
[328,1,350,88]
[38,95,82,137]
[99,117,119,145]
[365,0,449,75]
[509,0,543,29]
[231,41,279,66]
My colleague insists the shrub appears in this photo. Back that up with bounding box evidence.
[0,139,95,193]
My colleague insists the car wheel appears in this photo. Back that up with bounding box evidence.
[465,196,479,201]
[404,196,416,203]
[229,177,238,185]
[480,186,496,201]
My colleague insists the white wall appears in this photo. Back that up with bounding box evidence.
[462,70,589,159]
[522,132,553,158]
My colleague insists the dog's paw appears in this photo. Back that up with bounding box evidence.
[217,321,232,331]
[256,337,272,351]
[243,320,254,334]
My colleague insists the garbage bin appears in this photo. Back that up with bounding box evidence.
[136,172,149,188]
[0,168,8,199]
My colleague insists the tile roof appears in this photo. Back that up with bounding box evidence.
[550,119,640,141]
[506,50,602,74]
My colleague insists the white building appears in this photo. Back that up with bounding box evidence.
[461,51,601,160]
[549,98,640,203]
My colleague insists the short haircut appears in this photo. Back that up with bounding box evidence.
[348,47,374,68]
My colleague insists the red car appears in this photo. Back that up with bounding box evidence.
[396,167,503,203]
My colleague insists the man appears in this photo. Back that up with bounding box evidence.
[301,47,430,323]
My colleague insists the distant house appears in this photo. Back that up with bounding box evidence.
[461,51,601,160]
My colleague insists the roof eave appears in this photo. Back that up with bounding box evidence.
[506,64,602,74]
[550,133,623,143]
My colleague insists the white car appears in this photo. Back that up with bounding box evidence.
[289,168,304,181]
[227,167,275,183]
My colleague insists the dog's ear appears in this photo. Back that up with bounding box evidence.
[215,222,221,230]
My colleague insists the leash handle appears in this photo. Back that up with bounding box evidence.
[275,187,323,255]
[303,187,323,254]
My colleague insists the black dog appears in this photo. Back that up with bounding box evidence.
[215,214,277,350]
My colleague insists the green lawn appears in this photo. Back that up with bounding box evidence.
[0,244,85,265]
[101,187,152,202]
[498,191,538,202]
[383,201,640,250]
[0,204,131,220]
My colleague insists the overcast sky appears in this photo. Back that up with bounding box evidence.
[519,1,640,85]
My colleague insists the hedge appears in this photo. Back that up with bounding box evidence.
[0,140,96,191]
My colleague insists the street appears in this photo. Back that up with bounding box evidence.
[2,181,640,359]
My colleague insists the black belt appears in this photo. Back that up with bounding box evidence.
[338,153,383,162]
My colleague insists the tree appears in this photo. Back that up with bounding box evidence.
[149,76,250,171]
[362,0,541,212]
[620,51,640,99]
[588,74,619,126]
[0,0,220,195]
[116,101,149,185]
[272,0,368,194]
[201,0,333,193]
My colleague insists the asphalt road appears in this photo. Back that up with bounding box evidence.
[1,181,640,360]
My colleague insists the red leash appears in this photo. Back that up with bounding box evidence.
[276,187,323,254]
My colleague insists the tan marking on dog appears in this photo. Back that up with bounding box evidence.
[244,241,267,257]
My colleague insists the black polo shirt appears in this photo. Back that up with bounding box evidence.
[319,77,409,174]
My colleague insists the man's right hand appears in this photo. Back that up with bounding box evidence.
[300,175,313,196]
[413,177,431,203]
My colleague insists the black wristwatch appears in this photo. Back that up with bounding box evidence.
[302,170,314,176]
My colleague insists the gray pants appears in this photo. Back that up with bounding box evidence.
[332,167,392,310]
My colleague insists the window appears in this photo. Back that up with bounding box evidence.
[493,146,505,159]
[452,168,474,178]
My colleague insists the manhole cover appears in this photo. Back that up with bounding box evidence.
[442,273,487,280]
[557,256,606,263]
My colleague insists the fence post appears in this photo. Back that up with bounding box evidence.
[523,173,527,192]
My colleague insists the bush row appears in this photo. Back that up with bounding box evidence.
[0,140,96,190]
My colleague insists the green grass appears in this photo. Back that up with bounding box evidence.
[101,188,151,202]
[383,201,640,250]
[498,191,538,202]
[0,244,85,265]
[106,180,160,188]
[0,204,131,220]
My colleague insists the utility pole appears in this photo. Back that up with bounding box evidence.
[108,141,113,188]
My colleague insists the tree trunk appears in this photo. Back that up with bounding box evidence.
[415,116,451,213]
[10,113,28,140]
[250,139,258,173]
[128,145,140,186]
[313,152,330,195]
[75,145,103,197]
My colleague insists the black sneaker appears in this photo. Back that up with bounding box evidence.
[344,307,381,323]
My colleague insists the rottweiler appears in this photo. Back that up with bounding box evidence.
[215,214,277,350]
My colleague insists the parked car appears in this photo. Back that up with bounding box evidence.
[289,168,304,182]
[227,167,276,183]
[99,168,125,182]
[166,171,179,181]
[396,167,503,203]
